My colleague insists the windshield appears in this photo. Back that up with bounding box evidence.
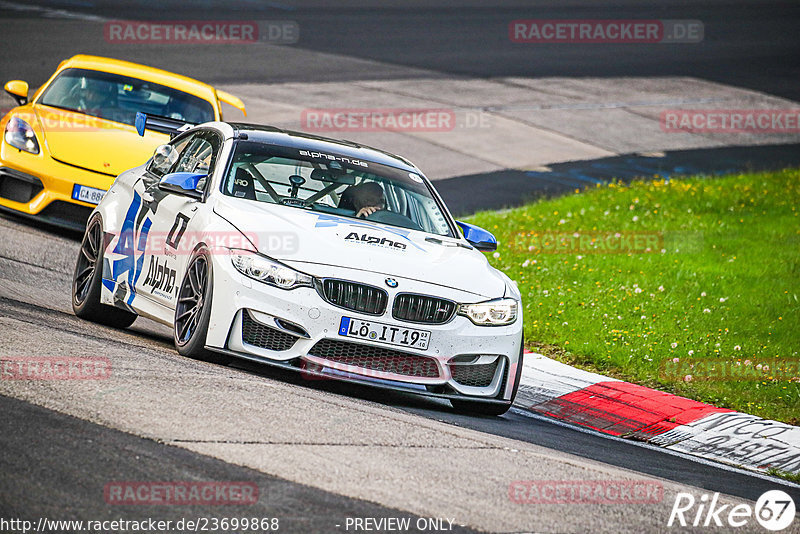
[221,141,454,237]
[38,68,215,126]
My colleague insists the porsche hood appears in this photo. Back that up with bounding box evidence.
[213,196,507,299]
[33,105,165,176]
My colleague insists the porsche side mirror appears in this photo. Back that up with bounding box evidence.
[456,221,497,252]
[4,80,29,106]
[158,172,204,200]
[151,144,178,175]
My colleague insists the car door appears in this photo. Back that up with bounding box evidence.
[135,129,223,311]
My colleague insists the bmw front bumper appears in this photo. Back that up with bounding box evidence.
[205,255,523,404]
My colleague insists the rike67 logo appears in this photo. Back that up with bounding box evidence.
[668,490,796,531]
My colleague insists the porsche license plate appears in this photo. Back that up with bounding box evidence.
[72,184,106,205]
[339,317,430,350]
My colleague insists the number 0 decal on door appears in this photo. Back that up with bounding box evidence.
[166,213,190,249]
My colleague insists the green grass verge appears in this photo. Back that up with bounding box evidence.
[767,468,800,484]
[466,168,799,424]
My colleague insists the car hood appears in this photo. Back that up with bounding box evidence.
[213,197,507,299]
[33,105,167,176]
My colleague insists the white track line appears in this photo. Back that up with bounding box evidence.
[511,407,800,491]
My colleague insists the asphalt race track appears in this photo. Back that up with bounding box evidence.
[3,0,800,101]
[2,213,799,532]
[1,2,799,533]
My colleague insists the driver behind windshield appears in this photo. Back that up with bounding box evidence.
[64,77,116,114]
[340,182,386,218]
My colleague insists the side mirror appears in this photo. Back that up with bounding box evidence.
[151,144,178,175]
[456,221,497,252]
[158,172,205,199]
[4,80,29,106]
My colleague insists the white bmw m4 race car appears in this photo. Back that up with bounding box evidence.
[72,119,524,415]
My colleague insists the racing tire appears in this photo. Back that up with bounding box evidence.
[174,249,231,365]
[450,338,525,416]
[72,216,137,328]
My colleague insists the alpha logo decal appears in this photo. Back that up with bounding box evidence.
[143,257,177,294]
[345,232,407,250]
[313,214,425,252]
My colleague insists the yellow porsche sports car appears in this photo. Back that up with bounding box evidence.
[1,55,246,230]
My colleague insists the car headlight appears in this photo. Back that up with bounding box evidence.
[230,249,313,290]
[458,298,518,326]
[4,117,40,154]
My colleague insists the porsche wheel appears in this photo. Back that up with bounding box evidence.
[72,216,137,328]
[174,249,230,365]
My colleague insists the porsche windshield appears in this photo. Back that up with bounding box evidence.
[39,68,215,126]
[221,141,454,237]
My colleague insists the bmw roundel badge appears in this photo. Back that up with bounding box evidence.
[385,278,398,288]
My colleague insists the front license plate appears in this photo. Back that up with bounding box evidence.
[339,317,430,350]
[72,184,106,205]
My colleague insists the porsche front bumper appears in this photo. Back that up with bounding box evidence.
[0,144,113,230]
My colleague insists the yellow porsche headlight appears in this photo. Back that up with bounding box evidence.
[4,117,40,154]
